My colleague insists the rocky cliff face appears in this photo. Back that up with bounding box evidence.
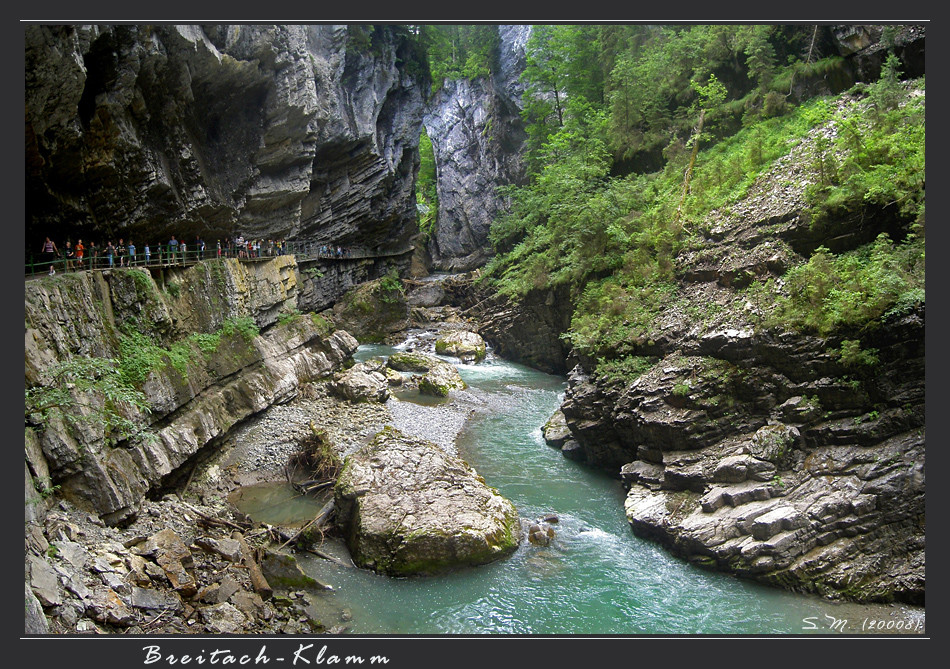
[25,258,358,525]
[423,25,530,271]
[25,24,425,253]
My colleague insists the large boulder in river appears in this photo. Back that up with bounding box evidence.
[329,362,390,403]
[435,330,487,363]
[334,427,522,575]
[387,352,466,397]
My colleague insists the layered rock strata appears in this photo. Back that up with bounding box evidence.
[25,257,358,525]
[25,24,425,252]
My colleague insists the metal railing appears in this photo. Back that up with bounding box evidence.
[26,242,414,278]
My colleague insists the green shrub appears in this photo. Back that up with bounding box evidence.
[221,316,259,344]
[806,77,924,227]
[672,381,692,397]
[378,270,405,304]
[834,339,879,367]
[278,309,303,326]
[770,233,923,335]
[190,332,222,356]
[594,355,658,384]
[118,330,174,386]
[25,357,152,446]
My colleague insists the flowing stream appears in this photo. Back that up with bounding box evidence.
[284,339,923,635]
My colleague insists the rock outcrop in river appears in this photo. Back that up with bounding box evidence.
[334,426,522,575]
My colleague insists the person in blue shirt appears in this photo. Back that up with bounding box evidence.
[169,236,179,264]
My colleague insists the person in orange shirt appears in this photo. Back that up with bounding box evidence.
[75,239,85,270]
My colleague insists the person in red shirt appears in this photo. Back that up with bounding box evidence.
[75,239,85,270]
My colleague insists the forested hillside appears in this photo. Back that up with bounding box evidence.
[472,25,924,381]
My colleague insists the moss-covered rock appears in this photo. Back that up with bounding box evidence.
[434,330,487,363]
[330,277,409,343]
[334,427,521,576]
[387,352,466,397]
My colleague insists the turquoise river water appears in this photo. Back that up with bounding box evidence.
[285,343,924,635]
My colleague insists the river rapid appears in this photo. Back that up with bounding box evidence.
[264,332,925,636]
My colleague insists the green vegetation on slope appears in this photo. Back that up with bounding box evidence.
[479,25,924,377]
[25,357,152,447]
[416,127,438,241]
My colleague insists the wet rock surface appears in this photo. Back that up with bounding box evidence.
[435,329,487,363]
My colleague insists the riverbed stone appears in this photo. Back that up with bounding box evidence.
[87,586,136,627]
[130,586,182,612]
[194,536,243,563]
[329,362,391,403]
[334,426,522,575]
[261,550,328,590]
[387,352,466,397]
[434,330,487,363]
[199,602,248,634]
[136,529,197,597]
[418,364,467,397]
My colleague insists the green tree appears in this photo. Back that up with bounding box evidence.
[742,25,777,91]
[416,127,438,240]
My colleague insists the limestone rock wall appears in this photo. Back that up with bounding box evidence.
[25,24,426,254]
[25,258,358,525]
[423,25,530,271]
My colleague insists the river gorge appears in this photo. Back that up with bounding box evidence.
[24,24,925,638]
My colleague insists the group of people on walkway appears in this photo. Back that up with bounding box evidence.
[227,236,286,259]
[32,233,360,277]
[33,234,294,276]
[36,236,208,275]
[318,245,351,258]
